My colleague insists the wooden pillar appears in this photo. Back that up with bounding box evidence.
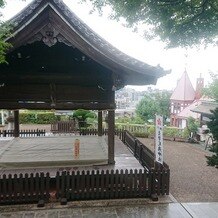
[108,109,115,164]
[1,110,5,125]
[14,110,19,138]
[98,110,103,136]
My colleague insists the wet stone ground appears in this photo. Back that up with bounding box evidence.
[0,203,193,218]
[1,202,218,218]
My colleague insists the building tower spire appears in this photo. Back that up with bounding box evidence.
[195,74,204,100]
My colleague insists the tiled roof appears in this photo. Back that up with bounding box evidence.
[170,71,195,101]
[177,100,201,119]
[191,101,218,115]
[7,0,168,84]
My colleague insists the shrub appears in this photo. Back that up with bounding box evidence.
[183,127,190,139]
[36,113,58,124]
[19,112,58,124]
[72,109,96,128]
[19,113,37,124]
[147,125,155,136]
[133,131,149,138]
[163,127,179,137]
[115,116,144,124]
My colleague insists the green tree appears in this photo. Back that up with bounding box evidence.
[186,116,200,139]
[204,72,218,100]
[72,109,96,127]
[206,108,218,167]
[82,0,218,48]
[136,90,171,122]
[204,73,218,167]
[0,0,10,63]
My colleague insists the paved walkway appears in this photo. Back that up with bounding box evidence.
[0,201,218,218]
[140,138,218,202]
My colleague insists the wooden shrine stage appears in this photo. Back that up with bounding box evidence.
[0,136,143,176]
[0,136,108,169]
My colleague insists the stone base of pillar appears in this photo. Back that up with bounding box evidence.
[108,159,115,165]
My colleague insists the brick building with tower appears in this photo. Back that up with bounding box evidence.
[170,71,204,128]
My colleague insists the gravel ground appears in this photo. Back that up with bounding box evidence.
[139,138,218,202]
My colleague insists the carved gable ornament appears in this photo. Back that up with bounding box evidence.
[28,23,72,47]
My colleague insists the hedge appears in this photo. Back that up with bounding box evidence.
[134,125,188,139]
[133,131,149,138]
[19,112,59,124]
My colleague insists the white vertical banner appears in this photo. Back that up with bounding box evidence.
[155,115,163,164]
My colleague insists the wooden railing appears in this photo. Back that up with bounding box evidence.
[55,169,151,201]
[123,130,169,169]
[0,173,50,205]
[0,168,169,205]
[79,128,124,136]
[0,129,46,137]
[51,121,77,134]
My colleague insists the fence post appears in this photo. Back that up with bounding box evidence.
[134,139,137,157]
[139,143,143,163]
[36,129,39,137]
[3,130,6,137]
[123,130,126,144]
[151,168,158,201]
[166,169,170,195]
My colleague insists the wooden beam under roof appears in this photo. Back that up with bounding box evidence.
[0,102,116,110]
[0,84,114,102]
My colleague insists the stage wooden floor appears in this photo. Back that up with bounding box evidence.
[0,136,143,176]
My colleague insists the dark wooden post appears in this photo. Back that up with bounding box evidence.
[108,109,115,164]
[98,111,103,136]
[14,110,19,138]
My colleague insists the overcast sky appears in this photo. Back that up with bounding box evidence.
[1,0,217,91]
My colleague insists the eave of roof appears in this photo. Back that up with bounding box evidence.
[191,101,218,115]
[6,0,168,85]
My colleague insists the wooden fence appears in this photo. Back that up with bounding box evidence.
[51,121,77,134]
[123,130,169,169]
[55,169,151,201]
[0,173,50,205]
[0,167,169,205]
[79,128,125,137]
[0,129,46,137]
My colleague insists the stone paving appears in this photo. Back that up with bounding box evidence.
[1,202,218,218]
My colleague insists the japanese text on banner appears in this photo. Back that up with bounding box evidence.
[155,115,163,164]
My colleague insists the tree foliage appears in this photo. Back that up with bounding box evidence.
[186,116,200,137]
[204,73,218,167]
[73,109,96,122]
[206,108,218,167]
[204,72,218,101]
[116,116,144,124]
[83,0,218,47]
[0,0,11,64]
[136,90,171,122]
